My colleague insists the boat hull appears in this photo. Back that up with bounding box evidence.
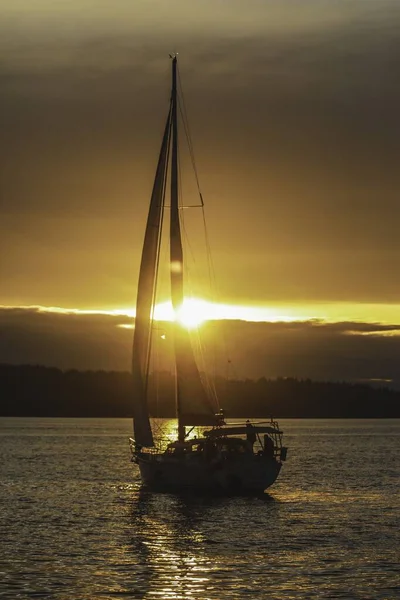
[136,454,282,493]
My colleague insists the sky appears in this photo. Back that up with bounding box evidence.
[1,1,400,379]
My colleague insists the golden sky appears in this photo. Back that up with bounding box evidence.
[1,1,399,325]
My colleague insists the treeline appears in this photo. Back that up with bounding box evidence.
[0,364,399,418]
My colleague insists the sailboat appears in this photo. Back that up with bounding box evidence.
[129,56,287,492]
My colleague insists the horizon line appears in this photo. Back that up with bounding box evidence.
[1,299,400,327]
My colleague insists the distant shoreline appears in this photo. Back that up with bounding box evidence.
[1,364,399,419]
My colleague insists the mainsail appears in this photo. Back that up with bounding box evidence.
[169,57,217,432]
[131,105,172,447]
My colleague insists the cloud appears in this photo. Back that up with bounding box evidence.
[1,307,399,389]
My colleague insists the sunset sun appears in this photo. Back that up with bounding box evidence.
[153,298,209,329]
[175,299,208,329]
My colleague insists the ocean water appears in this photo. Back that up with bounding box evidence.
[0,418,399,600]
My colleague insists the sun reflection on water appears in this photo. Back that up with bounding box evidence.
[150,418,206,449]
[130,490,220,599]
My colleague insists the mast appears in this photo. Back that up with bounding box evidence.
[169,56,186,442]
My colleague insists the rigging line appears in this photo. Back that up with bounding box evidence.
[185,313,219,408]
[178,102,202,200]
[176,134,217,407]
[179,65,235,387]
[177,143,198,265]
[176,128,199,273]
[176,68,213,289]
[199,203,236,378]
[200,203,237,379]
[181,240,220,408]
[150,418,169,447]
[178,225,218,405]
[176,69,216,305]
[176,70,208,276]
[195,329,219,408]
[175,65,216,280]
[177,62,236,387]
[176,107,199,309]
[176,65,203,200]
[176,136,215,403]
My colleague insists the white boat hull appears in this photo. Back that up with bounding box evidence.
[137,454,282,493]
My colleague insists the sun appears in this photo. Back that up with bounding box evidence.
[175,299,208,329]
[154,298,208,329]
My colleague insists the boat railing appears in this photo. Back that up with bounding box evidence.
[251,419,287,462]
[130,418,288,461]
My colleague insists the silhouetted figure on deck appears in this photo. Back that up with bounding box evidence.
[246,420,257,451]
[264,434,274,458]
